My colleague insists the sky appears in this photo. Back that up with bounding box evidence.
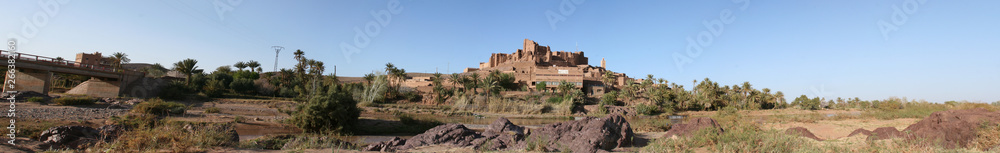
[1,0,998,103]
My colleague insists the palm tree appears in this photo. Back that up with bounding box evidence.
[215,66,232,74]
[363,73,375,85]
[234,61,247,71]
[293,50,305,61]
[602,71,617,90]
[469,73,480,94]
[450,73,461,90]
[247,60,261,73]
[173,58,202,85]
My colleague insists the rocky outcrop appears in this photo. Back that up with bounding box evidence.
[902,108,1000,148]
[471,118,525,150]
[363,114,634,152]
[524,114,634,153]
[785,127,823,141]
[663,117,724,138]
[38,126,99,149]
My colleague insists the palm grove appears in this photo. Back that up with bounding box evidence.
[143,49,872,134]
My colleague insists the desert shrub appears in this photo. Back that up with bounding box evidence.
[971,123,1000,151]
[110,114,160,129]
[355,74,388,106]
[254,78,276,96]
[234,115,246,123]
[281,135,356,150]
[132,98,187,115]
[635,103,658,116]
[546,96,563,104]
[862,101,947,120]
[239,135,294,150]
[289,88,360,134]
[230,78,256,94]
[954,102,1000,112]
[53,97,96,105]
[645,108,812,152]
[875,98,904,111]
[204,107,221,114]
[27,97,46,103]
[401,91,422,102]
[95,123,237,152]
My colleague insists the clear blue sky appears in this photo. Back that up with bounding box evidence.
[2,0,998,102]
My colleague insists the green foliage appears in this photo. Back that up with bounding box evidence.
[132,98,187,115]
[160,81,192,100]
[792,95,821,110]
[202,79,226,97]
[635,103,658,116]
[289,85,360,134]
[535,81,547,93]
[546,96,563,104]
[229,78,256,94]
[232,70,259,80]
[354,73,388,106]
[173,58,203,85]
[27,97,46,103]
[53,97,96,105]
[110,114,160,129]
[601,90,618,106]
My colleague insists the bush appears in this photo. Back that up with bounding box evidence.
[546,96,563,104]
[204,107,221,114]
[53,97,96,105]
[27,97,46,103]
[160,81,191,100]
[133,99,187,115]
[289,89,360,134]
[202,79,226,98]
[230,78,256,94]
[601,91,619,106]
[232,70,259,80]
[635,103,658,116]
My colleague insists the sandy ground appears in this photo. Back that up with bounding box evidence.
[763,118,920,140]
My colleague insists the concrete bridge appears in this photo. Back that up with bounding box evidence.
[0,50,145,97]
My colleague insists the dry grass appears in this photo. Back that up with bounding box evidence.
[971,123,1000,151]
[91,120,237,152]
[450,95,552,115]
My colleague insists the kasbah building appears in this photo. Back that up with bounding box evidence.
[399,39,637,98]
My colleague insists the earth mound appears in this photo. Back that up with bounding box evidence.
[785,127,823,141]
[868,127,904,140]
[663,117,724,138]
[902,108,1000,148]
[847,128,872,137]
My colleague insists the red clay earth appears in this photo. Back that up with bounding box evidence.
[847,128,872,137]
[785,127,823,141]
[901,108,1000,148]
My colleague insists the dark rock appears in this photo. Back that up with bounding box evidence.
[785,127,823,141]
[525,114,634,153]
[363,137,406,152]
[472,118,526,150]
[663,117,724,138]
[38,126,99,149]
[398,124,482,150]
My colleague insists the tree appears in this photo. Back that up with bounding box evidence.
[110,52,130,72]
[215,66,232,74]
[536,81,547,93]
[480,72,499,97]
[469,73,480,94]
[247,60,261,73]
[449,73,461,91]
[602,71,617,90]
[173,59,202,85]
[289,84,360,134]
[234,61,247,71]
[363,73,375,85]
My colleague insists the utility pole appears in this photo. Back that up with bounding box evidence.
[271,46,284,72]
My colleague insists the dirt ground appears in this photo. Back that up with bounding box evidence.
[763,118,920,140]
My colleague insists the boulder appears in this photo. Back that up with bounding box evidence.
[663,117,724,138]
[902,108,1000,148]
[398,124,482,150]
[525,114,634,153]
[472,118,526,150]
[363,137,406,152]
[784,127,823,141]
[38,126,99,149]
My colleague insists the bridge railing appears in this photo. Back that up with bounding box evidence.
[1,50,122,73]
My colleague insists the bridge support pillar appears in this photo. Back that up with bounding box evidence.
[3,69,52,95]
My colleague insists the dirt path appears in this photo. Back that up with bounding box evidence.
[762,118,920,140]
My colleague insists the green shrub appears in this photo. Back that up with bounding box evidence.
[204,107,221,114]
[230,78,256,94]
[27,97,46,103]
[54,97,96,105]
[234,115,246,123]
[601,91,618,106]
[635,103,658,116]
[132,99,187,115]
[289,89,360,134]
[202,79,226,97]
[546,96,563,104]
[160,81,191,100]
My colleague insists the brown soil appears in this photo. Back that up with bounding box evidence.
[901,108,1000,148]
